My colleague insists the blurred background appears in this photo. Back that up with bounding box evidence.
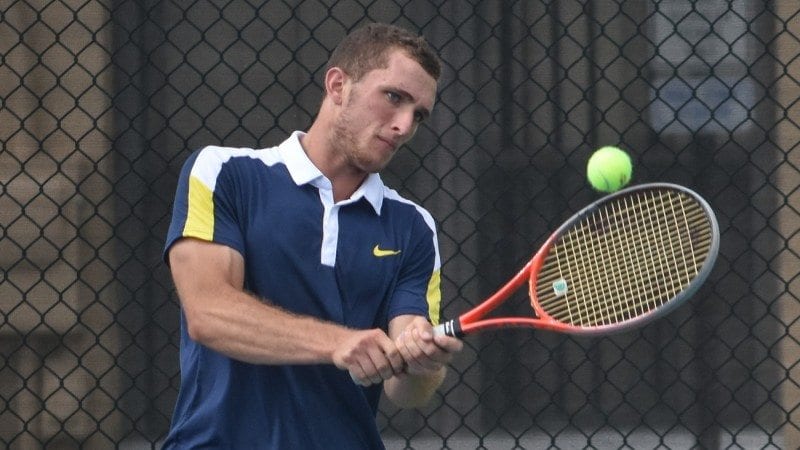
[1,1,798,448]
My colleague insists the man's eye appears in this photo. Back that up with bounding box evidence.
[386,91,400,103]
[414,111,425,123]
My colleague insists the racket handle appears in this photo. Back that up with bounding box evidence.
[433,319,463,338]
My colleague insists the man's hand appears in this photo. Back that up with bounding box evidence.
[332,328,405,386]
[382,315,463,408]
[394,316,463,376]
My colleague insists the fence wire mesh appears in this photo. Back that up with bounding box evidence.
[1,1,799,448]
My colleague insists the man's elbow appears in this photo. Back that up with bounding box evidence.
[184,304,216,345]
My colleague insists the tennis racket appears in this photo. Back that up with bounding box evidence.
[434,183,719,338]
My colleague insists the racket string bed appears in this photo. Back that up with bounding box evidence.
[536,187,714,328]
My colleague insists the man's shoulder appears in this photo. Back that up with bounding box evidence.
[191,144,281,168]
[381,187,436,232]
[188,132,306,176]
[182,142,287,185]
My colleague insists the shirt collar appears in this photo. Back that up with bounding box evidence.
[279,130,385,214]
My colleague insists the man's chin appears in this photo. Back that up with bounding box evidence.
[358,152,395,174]
[360,162,390,174]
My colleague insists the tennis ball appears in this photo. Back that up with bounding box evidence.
[586,146,632,193]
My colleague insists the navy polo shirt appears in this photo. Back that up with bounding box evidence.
[162,131,442,449]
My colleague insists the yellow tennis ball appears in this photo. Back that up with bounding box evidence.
[587,146,632,193]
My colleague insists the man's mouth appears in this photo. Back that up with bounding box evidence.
[377,136,397,152]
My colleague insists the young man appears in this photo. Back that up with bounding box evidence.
[163,23,463,448]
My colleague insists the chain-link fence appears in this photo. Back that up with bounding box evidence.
[1,1,799,448]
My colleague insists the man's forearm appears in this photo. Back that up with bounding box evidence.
[384,365,447,408]
[182,285,350,365]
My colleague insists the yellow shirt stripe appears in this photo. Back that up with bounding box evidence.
[183,175,215,240]
[426,269,442,325]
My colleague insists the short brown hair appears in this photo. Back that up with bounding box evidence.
[326,23,441,82]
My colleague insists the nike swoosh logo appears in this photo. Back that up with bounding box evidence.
[373,244,401,257]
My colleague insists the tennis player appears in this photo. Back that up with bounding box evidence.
[162,23,463,448]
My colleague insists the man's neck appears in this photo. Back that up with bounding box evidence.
[300,127,367,202]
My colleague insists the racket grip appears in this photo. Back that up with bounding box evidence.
[433,319,463,338]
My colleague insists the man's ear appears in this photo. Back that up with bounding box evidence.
[325,67,347,105]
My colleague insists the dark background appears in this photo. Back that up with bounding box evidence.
[1,1,798,448]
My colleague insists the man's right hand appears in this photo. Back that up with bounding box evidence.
[332,328,405,386]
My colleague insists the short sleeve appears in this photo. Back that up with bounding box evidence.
[163,147,246,263]
[387,209,442,325]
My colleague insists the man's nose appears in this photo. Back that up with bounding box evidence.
[392,109,416,137]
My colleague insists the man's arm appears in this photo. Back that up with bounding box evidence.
[383,315,463,408]
[169,237,404,385]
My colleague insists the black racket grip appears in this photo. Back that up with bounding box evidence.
[432,319,463,338]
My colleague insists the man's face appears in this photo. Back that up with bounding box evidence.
[331,49,437,174]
